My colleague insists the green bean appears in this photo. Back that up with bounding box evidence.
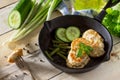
[56,52,67,60]
[59,51,67,55]
[45,51,53,61]
[48,47,54,50]
[58,43,69,46]
[50,48,60,56]
[52,40,64,44]
[53,45,71,49]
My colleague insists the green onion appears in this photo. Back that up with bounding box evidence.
[9,0,62,42]
[46,0,62,20]
[20,3,39,29]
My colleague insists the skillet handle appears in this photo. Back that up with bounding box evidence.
[94,0,120,23]
[44,21,53,32]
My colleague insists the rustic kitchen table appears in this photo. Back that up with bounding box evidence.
[0,0,120,80]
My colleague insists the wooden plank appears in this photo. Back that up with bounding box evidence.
[0,3,16,35]
[112,35,120,45]
[0,9,62,79]
[0,28,40,67]
[0,29,119,80]
[0,50,62,80]
[0,1,120,80]
[0,10,61,67]
[0,0,17,9]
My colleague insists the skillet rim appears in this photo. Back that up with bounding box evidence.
[38,15,113,73]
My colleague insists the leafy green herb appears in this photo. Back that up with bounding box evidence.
[102,2,120,37]
[76,43,93,58]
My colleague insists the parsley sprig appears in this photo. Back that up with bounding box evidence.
[76,43,93,58]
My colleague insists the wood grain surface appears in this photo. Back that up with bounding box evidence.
[0,1,120,80]
[0,0,17,9]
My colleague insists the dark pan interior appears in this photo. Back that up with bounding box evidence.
[38,15,113,73]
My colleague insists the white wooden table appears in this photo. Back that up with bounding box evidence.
[0,1,120,80]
